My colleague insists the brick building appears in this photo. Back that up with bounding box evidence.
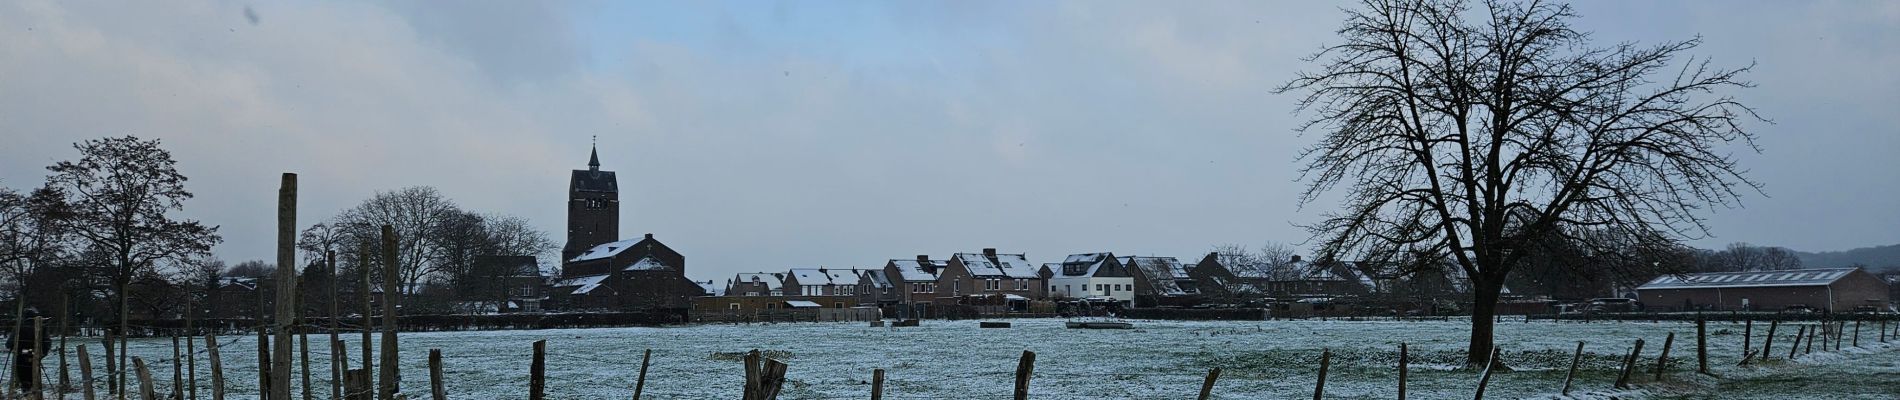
[1636,267,1892,312]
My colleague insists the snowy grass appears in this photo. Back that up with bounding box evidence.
[33,318,1900,399]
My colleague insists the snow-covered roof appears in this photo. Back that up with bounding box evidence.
[568,238,641,262]
[695,280,723,296]
[955,252,1040,279]
[1124,256,1195,296]
[1059,253,1114,277]
[551,274,611,295]
[862,270,893,288]
[1638,268,1860,290]
[733,273,784,290]
[889,259,942,282]
[784,300,822,308]
[622,257,670,272]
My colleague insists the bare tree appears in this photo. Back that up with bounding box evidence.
[333,186,459,289]
[1279,0,1762,365]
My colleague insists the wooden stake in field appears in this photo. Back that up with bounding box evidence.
[1397,342,1408,400]
[103,332,116,398]
[1614,339,1644,389]
[1836,321,1846,351]
[1561,341,1583,396]
[259,326,273,398]
[1853,320,1861,347]
[1761,321,1778,360]
[1697,318,1710,374]
[172,336,184,400]
[301,323,313,400]
[32,316,46,400]
[187,312,197,400]
[60,296,71,394]
[1474,347,1501,400]
[1741,320,1752,358]
[1197,367,1221,400]
[529,340,546,400]
[1804,325,1815,355]
[274,173,299,400]
[79,344,95,400]
[869,369,884,400]
[333,339,350,400]
[1788,326,1805,359]
[634,349,651,400]
[428,349,445,400]
[1013,350,1036,400]
[357,246,374,393]
[1653,332,1675,381]
[133,357,157,400]
[207,334,225,400]
[378,225,402,400]
[1312,348,1331,400]
[326,249,342,400]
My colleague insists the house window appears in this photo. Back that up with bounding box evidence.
[728,303,741,310]
[834,302,845,309]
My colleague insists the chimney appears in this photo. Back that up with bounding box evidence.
[983,248,998,258]
[645,233,654,240]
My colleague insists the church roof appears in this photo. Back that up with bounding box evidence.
[571,169,617,193]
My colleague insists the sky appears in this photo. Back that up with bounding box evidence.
[2,1,1896,282]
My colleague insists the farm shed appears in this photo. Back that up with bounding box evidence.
[1636,267,1891,312]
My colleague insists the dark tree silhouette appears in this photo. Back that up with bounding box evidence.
[1278,0,1763,365]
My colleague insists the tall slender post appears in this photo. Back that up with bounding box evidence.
[1196,367,1221,400]
[187,310,198,400]
[743,350,760,400]
[1696,318,1709,374]
[171,336,184,400]
[357,247,374,394]
[529,340,546,400]
[259,326,272,399]
[1013,350,1036,400]
[378,225,401,400]
[1312,348,1331,400]
[332,339,349,400]
[1474,347,1500,400]
[326,250,341,400]
[103,332,115,398]
[59,295,71,394]
[1614,339,1643,389]
[428,349,445,400]
[1789,326,1805,358]
[207,335,224,400]
[1741,320,1752,358]
[273,173,299,400]
[32,316,46,400]
[1654,332,1675,381]
[869,369,884,400]
[301,324,312,400]
[133,357,156,400]
[1396,342,1408,400]
[1561,341,1584,396]
[633,349,651,400]
[1761,321,1777,360]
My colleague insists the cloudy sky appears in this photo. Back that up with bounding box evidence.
[3,1,1896,281]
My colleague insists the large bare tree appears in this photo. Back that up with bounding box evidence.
[1278,0,1762,365]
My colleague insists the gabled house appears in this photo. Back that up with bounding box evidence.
[783,268,863,296]
[547,255,706,311]
[936,248,1044,302]
[857,269,898,306]
[564,233,687,278]
[1042,253,1134,305]
[1121,256,1202,307]
[728,272,787,297]
[884,256,944,304]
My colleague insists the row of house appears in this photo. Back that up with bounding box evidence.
[690,248,1494,318]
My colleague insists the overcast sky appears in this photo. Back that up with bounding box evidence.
[3,1,1896,281]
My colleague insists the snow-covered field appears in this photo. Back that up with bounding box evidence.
[36,318,1900,399]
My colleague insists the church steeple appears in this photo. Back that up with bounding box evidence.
[587,137,601,171]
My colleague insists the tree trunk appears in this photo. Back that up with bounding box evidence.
[1466,277,1506,366]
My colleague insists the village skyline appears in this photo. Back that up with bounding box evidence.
[3,1,1897,282]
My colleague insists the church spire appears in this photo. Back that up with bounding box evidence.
[588,136,600,171]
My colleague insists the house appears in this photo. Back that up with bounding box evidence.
[728,272,787,297]
[783,268,864,296]
[883,256,945,317]
[466,255,545,313]
[935,248,1044,305]
[1042,253,1134,306]
[547,256,707,312]
[1188,252,1280,303]
[1121,256,1201,307]
[856,269,898,307]
[1635,267,1892,312]
[564,234,687,277]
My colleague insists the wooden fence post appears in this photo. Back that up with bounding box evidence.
[633,349,651,400]
[326,249,341,400]
[187,328,198,400]
[428,349,445,400]
[742,350,760,400]
[172,336,184,400]
[1653,332,1674,381]
[759,359,788,400]
[1313,348,1330,400]
[357,247,374,395]
[529,340,546,400]
[1761,321,1777,360]
[869,368,884,400]
[1013,350,1036,400]
[1197,367,1221,400]
[1614,339,1643,389]
[1836,321,1846,351]
[1696,318,1709,374]
[333,339,349,400]
[1804,325,1815,355]
[59,296,71,394]
[273,172,299,400]
[133,357,157,400]
[1853,320,1861,347]
[207,334,224,400]
[378,225,401,400]
[1741,320,1752,359]
[342,369,370,400]
[79,344,95,400]
[1474,347,1501,400]
[1788,326,1804,358]
[259,326,273,399]
[302,325,312,400]
[1561,341,1583,396]
[1397,342,1408,400]
[31,316,45,400]
[103,332,116,398]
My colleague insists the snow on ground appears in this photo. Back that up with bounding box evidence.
[35,318,1900,399]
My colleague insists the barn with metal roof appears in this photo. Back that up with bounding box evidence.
[1635,267,1891,312]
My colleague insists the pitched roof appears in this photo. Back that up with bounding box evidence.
[1124,256,1195,295]
[569,238,641,262]
[570,169,617,192]
[889,259,943,282]
[622,257,670,271]
[955,252,1040,279]
[862,270,893,288]
[1638,268,1861,290]
[695,280,723,296]
[1058,253,1115,277]
[733,273,785,290]
[551,274,611,295]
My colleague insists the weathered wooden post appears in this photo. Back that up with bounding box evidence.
[59,296,71,394]
[342,369,370,400]
[259,326,273,398]
[1614,339,1643,389]
[869,368,884,400]
[172,336,185,400]
[274,172,299,400]
[1196,367,1221,400]
[529,340,546,400]
[1853,320,1861,347]
[742,350,760,400]
[633,349,651,400]
[378,225,401,400]
[1761,320,1777,360]
[1788,325,1804,358]
[759,358,788,400]
[1474,347,1500,400]
[1697,318,1709,374]
[1836,321,1846,350]
[326,250,342,400]
[1653,332,1675,381]
[357,247,374,393]
[428,349,445,400]
[1313,348,1330,400]
[32,316,46,400]
[1397,342,1408,400]
[1741,320,1752,358]
[207,334,224,400]
[1804,325,1815,355]
[333,339,349,400]
[103,332,116,398]
[1561,341,1584,396]
[79,344,95,400]
[133,356,158,400]
[187,317,198,400]
[301,323,313,400]
[1013,350,1036,400]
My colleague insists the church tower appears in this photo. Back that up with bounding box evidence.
[563,145,620,261]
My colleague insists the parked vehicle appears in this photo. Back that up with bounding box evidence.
[1585,297,1642,312]
[1780,305,1815,314]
